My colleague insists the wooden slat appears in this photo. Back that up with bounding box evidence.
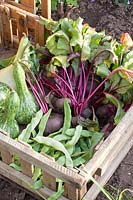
[82,106,133,182]
[2,3,39,28]
[0,3,45,45]
[20,159,33,177]
[0,5,12,47]
[42,171,57,191]
[64,183,79,200]
[21,0,35,8]
[7,1,34,13]
[35,19,45,45]
[0,132,85,189]
[84,137,133,200]
[0,161,68,200]
[16,11,28,40]
[0,6,4,47]
[78,183,87,200]
[41,0,51,18]
[0,148,12,164]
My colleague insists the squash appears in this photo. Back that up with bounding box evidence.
[0,90,20,139]
[0,82,11,112]
[13,62,39,124]
[0,36,29,90]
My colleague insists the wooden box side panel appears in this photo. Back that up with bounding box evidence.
[0,3,45,46]
[0,107,132,199]
[6,0,51,18]
[82,106,133,183]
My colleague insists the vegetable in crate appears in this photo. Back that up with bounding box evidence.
[39,17,133,133]
[0,36,39,124]
[0,90,20,139]
[0,82,11,112]
[13,62,39,124]
[0,36,30,90]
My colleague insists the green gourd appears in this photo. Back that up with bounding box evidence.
[13,62,39,124]
[0,82,11,112]
[0,90,20,139]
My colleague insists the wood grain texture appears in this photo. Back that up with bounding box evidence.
[20,159,33,177]
[16,11,28,40]
[0,3,45,45]
[82,106,133,182]
[0,161,68,200]
[64,183,79,200]
[6,1,34,13]
[0,132,85,189]
[0,5,12,47]
[0,148,12,164]
[41,0,51,18]
[42,171,57,191]
[84,137,133,200]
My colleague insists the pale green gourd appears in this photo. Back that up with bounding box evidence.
[0,90,20,139]
[0,82,11,112]
[13,62,39,124]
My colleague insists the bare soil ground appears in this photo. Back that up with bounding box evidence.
[0,0,133,199]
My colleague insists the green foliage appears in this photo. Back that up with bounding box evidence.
[51,0,58,11]
[66,0,78,7]
[114,0,130,6]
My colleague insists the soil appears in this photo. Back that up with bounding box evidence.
[0,0,133,199]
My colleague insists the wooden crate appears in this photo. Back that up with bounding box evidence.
[0,1,133,200]
[0,106,132,200]
[0,1,50,47]
[5,0,51,18]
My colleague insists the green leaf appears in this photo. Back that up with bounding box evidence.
[73,151,93,167]
[71,57,80,75]
[90,132,103,148]
[56,155,65,166]
[0,55,15,69]
[18,109,43,142]
[66,125,82,146]
[34,136,73,168]
[60,18,73,37]
[65,128,75,137]
[70,17,83,48]
[116,79,132,94]
[81,25,99,61]
[119,68,133,83]
[46,30,70,56]
[122,50,133,70]
[9,163,22,172]
[48,179,64,200]
[51,0,58,11]
[105,93,125,124]
[50,56,67,67]
[39,16,58,32]
[96,63,110,78]
[62,99,72,134]
[31,179,43,190]
[32,167,42,182]
[53,134,70,142]
[37,109,52,136]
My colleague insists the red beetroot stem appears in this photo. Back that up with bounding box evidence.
[26,74,48,113]
[81,67,129,113]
